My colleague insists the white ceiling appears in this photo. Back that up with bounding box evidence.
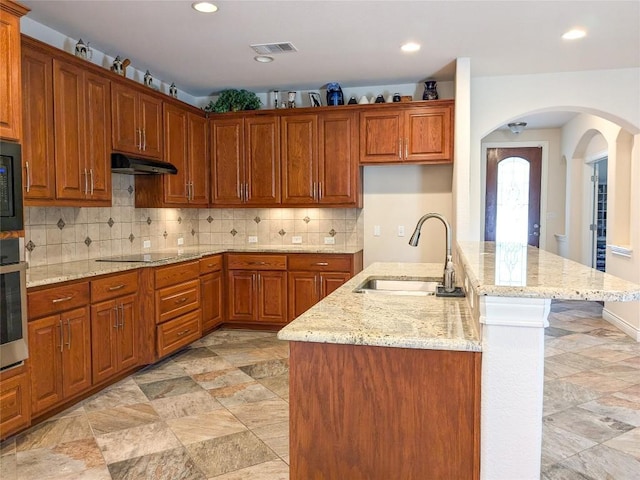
[21,0,640,99]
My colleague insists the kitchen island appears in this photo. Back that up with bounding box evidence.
[279,242,640,480]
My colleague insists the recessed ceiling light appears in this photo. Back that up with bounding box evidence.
[192,2,218,13]
[254,55,274,63]
[401,42,421,52]
[562,29,586,40]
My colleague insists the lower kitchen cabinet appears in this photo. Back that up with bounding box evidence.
[0,362,31,440]
[200,255,224,333]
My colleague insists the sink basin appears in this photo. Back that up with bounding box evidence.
[353,277,441,296]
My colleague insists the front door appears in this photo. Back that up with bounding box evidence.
[485,147,542,247]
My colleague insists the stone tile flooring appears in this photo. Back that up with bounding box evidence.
[1,300,639,479]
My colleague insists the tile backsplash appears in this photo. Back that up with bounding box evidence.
[24,174,364,267]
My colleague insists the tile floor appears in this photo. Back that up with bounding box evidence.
[1,300,639,479]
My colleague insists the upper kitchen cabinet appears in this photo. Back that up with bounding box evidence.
[0,0,29,141]
[281,111,360,207]
[210,114,280,206]
[359,100,453,165]
[111,82,163,160]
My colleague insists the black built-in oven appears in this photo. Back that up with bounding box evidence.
[0,238,28,370]
[0,141,24,233]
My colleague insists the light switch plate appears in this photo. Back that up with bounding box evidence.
[177,237,184,245]
[143,240,151,249]
[248,236,258,243]
[324,237,335,245]
[292,236,303,244]
[398,225,405,237]
[373,225,381,237]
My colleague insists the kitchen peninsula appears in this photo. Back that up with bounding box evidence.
[278,241,640,480]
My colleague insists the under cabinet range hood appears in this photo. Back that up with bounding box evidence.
[111,153,178,175]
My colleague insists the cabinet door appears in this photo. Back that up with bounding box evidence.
[139,93,163,159]
[201,271,223,332]
[288,271,319,322]
[321,272,351,298]
[53,60,86,200]
[84,71,112,201]
[0,5,22,141]
[257,271,287,324]
[245,115,280,205]
[227,270,255,322]
[281,114,317,205]
[118,294,138,372]
[404,107,453,163]
[111,82,139,154]
[359,110,402,163]
[211,118,244,205]
[21,45,55,202]
[318,111,359,205]
[0,366,31,438]
[163,103,189,204]
[90,300,118,385]
[28,314,63,414]
[188,112,209,205]
[61,306,92,398]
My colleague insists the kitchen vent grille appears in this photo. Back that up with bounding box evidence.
[250,42,297,55]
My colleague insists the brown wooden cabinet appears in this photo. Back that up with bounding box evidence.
[200,255,223,333]
[360,100,453,164]
[111,81,163,159]
[0,0,29,141]
[287,253,361,321]
[21,40,55,202]
[226,254,288,325]
[210,115,280,206]
[281,114,317,205]
[0,361,31,440]
[90,271,139,385]
[53,59,111,203]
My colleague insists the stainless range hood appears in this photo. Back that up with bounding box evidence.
[111,153,178,175]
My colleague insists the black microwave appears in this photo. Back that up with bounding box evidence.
[0,141,23,232]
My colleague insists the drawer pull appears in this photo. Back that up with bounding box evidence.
[108,284,126,291]
[176,329,191,337]
[52,296,73,304]
[249,261,266,266]
[175,297,188,304]
[314,262,329,266]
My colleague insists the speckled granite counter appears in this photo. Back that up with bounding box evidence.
[26,244,363,288]
[277,262,480,352]
[457,241,640,301]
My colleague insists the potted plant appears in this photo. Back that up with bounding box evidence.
[204,89,262,113]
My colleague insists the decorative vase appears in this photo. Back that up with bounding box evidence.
[422,80,438,100]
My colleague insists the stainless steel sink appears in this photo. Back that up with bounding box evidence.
[353,277,441,296]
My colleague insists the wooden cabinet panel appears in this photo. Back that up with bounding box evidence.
[60,306,92,398]
[201,271,223,332]
[288,254,352,272]
[245,115,280,205]
[322,272,351,297]
[28,281,90,319]
[257,271,287,323]
[199,255,223,275]
[404,107,452,162]
[156,279,200,324]
[28,314,64,414]
[111,83,139,154]
[0,0,28,141]
[226,254,287,271]
[117,294,138,371]
[156,310,201,359]
[163,103,189,204]
[288,271,319,321]
[90,299,118,384]
[281,114,317,205]
[211,117,244,205]
[155,261,199,289]
[21,43,55,201]
[227,270,255,322]
[188,112,209,205]
[83,71,112,201]
[91,270,138,303]
[360,110,402,163]
[139,93,163,159]
[0,363,31,439]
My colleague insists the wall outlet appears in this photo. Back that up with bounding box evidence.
[373,225,381,237]
[248,236,258,243]
[177,237,184,245]
[143,240,151,249]
[324,237,335,245]
[292,236,303,244]
[398,225,405,237]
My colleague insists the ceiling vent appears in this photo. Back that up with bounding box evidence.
[250,42,297,55]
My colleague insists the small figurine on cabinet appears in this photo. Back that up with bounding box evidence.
[111,56,130,76]
[422,80,438,100]
[144,70,153,87]
[287,91,296,108]
[75,39,92,60]
[169,83,178,98]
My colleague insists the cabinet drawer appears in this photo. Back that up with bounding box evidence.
[156,310,201,358]
[288,254,352,272]
[0,364,31,439]
[91,271,139,303]
[199,255,223,275]
[227,254,287,271]
[28,282,90,319]
[156,279,200,324]
[155,261,199,289]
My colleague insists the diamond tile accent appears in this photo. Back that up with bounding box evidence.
[163,231,168,239]
[57,218,65,230]
[207,216,214,223]
[129,233,135,243]
[254,216,261,224]
[303,216,311,224]
[107,217,114,228]
[278,229,286,237]
[329,228,336,237]
[146,217,152,225]
[178,216,182,224]
[127,185,134,195]
[191,228,196,236]
[230,229,238,237]
[25,240,35,252]
[84,237,92,247]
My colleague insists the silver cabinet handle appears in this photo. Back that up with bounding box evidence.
[176,329,191,337]
[25,161,30,193]
[142,129,146,151]
[318,182,322,200]
[58,320,64,352]
[89,168,94,195]
[399,138,402,160]
[405,138,408,159]
[175,297,188,304]
[136,129,142,150]
[119,304,124,329]
[108,284,125,291]
[312,182,317,200]
[66,319,72,349]
[113,306,119,329]
[248,261,266,266]
[186,183,190,200]
[244,183,248,202]
[52,296,73,304]
[237,182,241,201]
[83,168,88,194]
[314,262,329,266]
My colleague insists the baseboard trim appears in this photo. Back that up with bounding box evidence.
[602,308,640,342]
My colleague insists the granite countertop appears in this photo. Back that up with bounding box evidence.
[277,262,481,352]
[457,241,640,301]
[26,244,363,288]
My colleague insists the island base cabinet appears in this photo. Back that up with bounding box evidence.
[288,341,481,480]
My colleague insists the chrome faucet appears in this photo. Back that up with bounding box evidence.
[409,213,456,292]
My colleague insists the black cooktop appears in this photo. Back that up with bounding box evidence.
[96,253,177,263]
